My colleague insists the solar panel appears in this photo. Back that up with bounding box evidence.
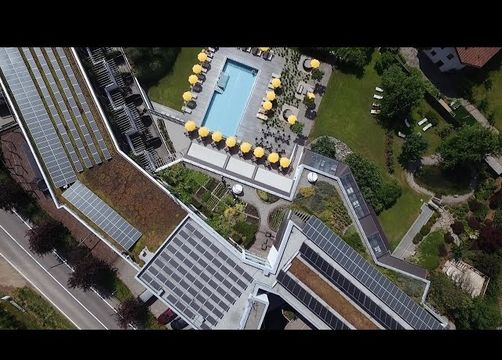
[299,243,403,330]
[62,180,141,250]
[303,217,443,330]
[277,271,349,330]
[0,47,76,188]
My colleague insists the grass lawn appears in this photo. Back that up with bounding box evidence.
[415,165,472,196]
[409,99,449,156]
[311,51,427,249]
[414,231,444,271]
[148,48,201,110]
[112,278,134,302]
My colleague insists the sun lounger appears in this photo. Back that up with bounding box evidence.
[372,102,380,108]
[191,93,198,100]
[398,131,406,138]
[272,73,281,79]
[373,94,383,100]
[375,86,384,92]
[423,123,433,131]
[257,113,268,121]
[264,52,274,61]
[201,67,207,73]
[205,57,212,63]
[181,106,192,114]
[268,83,275,90]
[370,109,381,115]
[418,118,428,126]
[245,47,252,53]
[404,118,411,128]
[208,47,216,53]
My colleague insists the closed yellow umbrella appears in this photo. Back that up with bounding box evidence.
[253,147,265,158]
[287,115,297,125]
[262,101,273,111]
[266,91,276,101]
[310,58,320,69]
[192,64,203,74]
[240,142,252,154]
[280,157,291,168]
[259,47,270,52]
[271,78,281,88]
[307,92,315,100]
[197,52,208,62]
[188,74,198,85]
[183,91,193,102]
[268,152,279,163]
[226,136,237,148]
[198,127,209,138]
[184,120,196,132]
[212,131,223,142]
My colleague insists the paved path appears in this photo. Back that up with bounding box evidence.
[392,203,434,260]
[0,209,122,329]
[459,98,499,134]
[421,155,440,166]
[405,170,434,197]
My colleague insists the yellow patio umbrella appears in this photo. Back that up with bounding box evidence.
[253,147,265,158]
[198,127,209,138]
[197,52,208,62]
[266,91,276,101]
[310,58,320,69]
[182,91,193,102]
[280,157,291,168]
[192,64,203,74]
[184,120,196,132]
[271,78,281,88]
[268,152,279,163]
[262,100,273,111]
[259,47,270,52]
[240,142,252,154]
[226,136,237,148]
[188,74,198,85]
[212,131,223,142]
[287,115,297,125]
[307,92,315,100]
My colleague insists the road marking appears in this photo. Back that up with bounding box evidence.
[0,252,80,329]
[12,209,33,229]
[0,225,108,329]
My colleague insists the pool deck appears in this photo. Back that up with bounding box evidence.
[188,48,285,144]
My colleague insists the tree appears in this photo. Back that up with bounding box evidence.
[467,216,481,231]
[27,220,68,256]
[438,124,502,171]
[380,65,425,123]
[451,221,465,235]
[438,242,448,257]
[0,180,25,212]
[493,210,502,228]
[444,232,455,244]
[311,136,337,160]
[468,198,481,212]
[465,298,501,330]
[398,133,428,167]
[374,51,398,75]
[116,298,148,329]
[428,272,473,322]
[124,48,180,87]
[68,255,117,293]
[478,225,502,253]
[330,48,373,72]
[489,190,502,210]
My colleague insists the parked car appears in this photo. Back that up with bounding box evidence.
[157,308,176,325]
[170,317,189,330]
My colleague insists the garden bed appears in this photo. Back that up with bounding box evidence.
[415,165,472,196]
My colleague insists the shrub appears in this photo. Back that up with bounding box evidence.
[444,232,455,244]
[489,190,502,210]
[468,198,481,212]
[374,51,398,75]
[493,210,502,229]
[413,233,423,244]
[451,221,465,235]
[299,186,315,198]
[233,221,258,249]
[311,68,324,81]
[475,177,497,202]
[311,136,337,159]
[438,242,448,257]
[291,121,304,135]
[467,216,481,230]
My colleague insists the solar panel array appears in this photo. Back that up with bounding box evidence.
[277,271,349,330]
[0,48,77,188]
[303,217,443,330]
[299,244,404,330]
[138,218,254,329]
[62,180,141,250]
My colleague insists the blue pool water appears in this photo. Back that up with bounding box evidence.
[201,59,257,136]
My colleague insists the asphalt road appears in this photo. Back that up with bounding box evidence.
[0,209,122,329]
[392,203,434,260]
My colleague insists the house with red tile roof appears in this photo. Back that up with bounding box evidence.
[424,47,501,72]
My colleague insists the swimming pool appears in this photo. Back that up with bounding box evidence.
[201,59,257,136]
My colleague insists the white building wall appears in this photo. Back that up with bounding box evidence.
[424,47,465,72]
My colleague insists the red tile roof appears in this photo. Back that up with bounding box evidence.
[455,47,501,68]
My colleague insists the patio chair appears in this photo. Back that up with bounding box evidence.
[181,106,192,114]
[373,94,383,100]
[296,84,304,94]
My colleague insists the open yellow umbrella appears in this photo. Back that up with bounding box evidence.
[182,91,193,102]
[310,58,320,69]
[253,147,265,158]
[266,91,276,101]
[240,142,252,154]
[188,74,198,85]
[197,52,208,62]
[192,64,203,74]
[271,78,281,88]
[184,120,196,132]
[268,152,279,163]
[287,115,297,125]
[226,136,236,148]
[259,47,270,52]
[198,127,209,138]
[262,101,273,111]
[212,131,223,142]
[280,157,291,168]
[307,92,315,100]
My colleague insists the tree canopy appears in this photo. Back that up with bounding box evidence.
[329,48,373,72]
[438,124,502,171]
[124,48,180,87]
[380,65,425,123]
[116,298,148,329]
[398,133,428,167]
[27,220,68,256]
[68,255,116,293]
[311,136,337,160]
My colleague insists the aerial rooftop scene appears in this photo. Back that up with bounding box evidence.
[0,46,501,331]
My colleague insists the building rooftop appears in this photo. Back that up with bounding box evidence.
[456,47,501,68]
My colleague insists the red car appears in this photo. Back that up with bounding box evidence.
[158,308,177,325]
